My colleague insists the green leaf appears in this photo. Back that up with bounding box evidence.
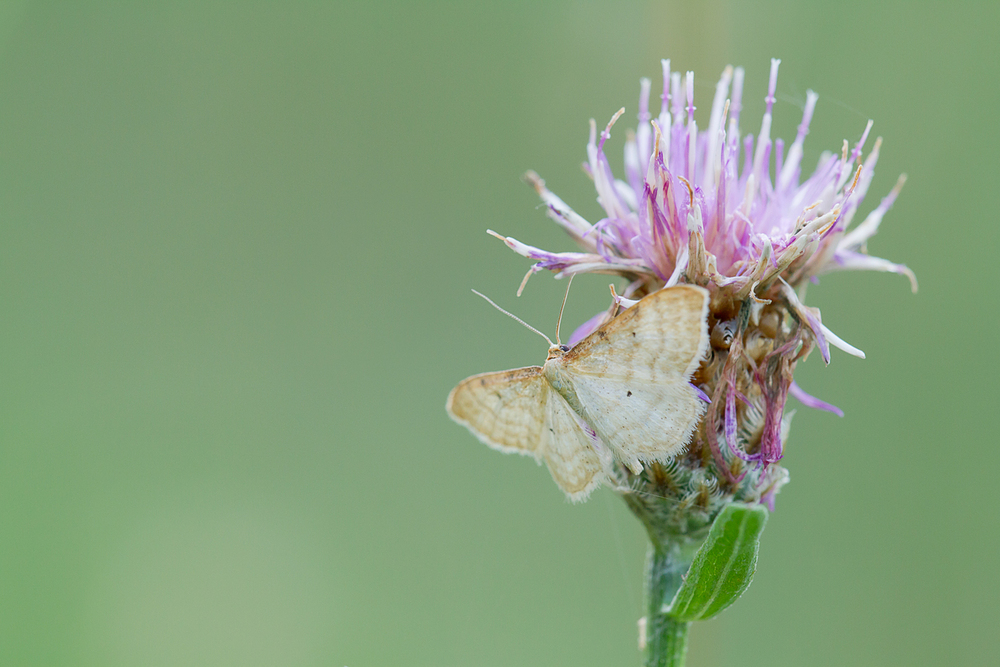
[665,502,768,622]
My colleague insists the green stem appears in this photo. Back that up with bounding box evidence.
[644,543,696,667]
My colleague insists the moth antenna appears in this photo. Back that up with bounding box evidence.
[554,275,574,345]
[471,290,554,347]
[516,267,534,297]
[607,284,622,319]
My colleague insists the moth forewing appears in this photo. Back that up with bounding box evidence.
[545,285,711,474]
[565,284,710,381]
[445,367,548,456]
[568,373,705,473]
[445,364,605,501]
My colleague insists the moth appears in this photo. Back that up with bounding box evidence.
[446,284,710,501]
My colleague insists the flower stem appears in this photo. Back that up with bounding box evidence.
[646,616,689,667]
[644,543,696,667]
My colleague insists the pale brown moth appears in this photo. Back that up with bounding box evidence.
[446,284,710,501]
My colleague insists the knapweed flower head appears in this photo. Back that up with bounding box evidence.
[493,59,913,539]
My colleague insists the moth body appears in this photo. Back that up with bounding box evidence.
[541,349,579,410]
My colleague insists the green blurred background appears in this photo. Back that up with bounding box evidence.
[0,2,996,665]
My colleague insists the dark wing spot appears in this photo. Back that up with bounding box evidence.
[627,390,632,397]
[480,379,486,386]
[632,332,636,337]
[598,330,606,339]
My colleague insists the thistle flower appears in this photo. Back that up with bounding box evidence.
[492,59,914,535]
[472,59,912,666]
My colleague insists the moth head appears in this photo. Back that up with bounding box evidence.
[546,344,571,361]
